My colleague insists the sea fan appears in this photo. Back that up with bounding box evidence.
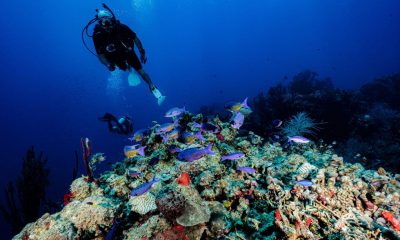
[281,112,320,137]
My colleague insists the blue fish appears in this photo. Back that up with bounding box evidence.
[149,156,160,166]
[130,177,159,197]
[177,144,215,162]
[296,179,313,187]
[236,166,256,173]
[105,220,119,240]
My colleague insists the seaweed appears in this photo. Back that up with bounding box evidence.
[0,147,50,234]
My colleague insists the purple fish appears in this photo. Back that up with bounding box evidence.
[193,122,219,133]
[231,112,245,129]
[161,129,180,143]
[180,131,204,143]
[149,156,160,166]
[131,129,149,142]
[288,136,310,144]
[124,145,146,158]
[156,122,176,134]
[127,169,143,178]
[130,177,159,197]
[236,166,256,173]
[221,152,245,161]
[105,220,119,240]
[296,179,313,187]
[177,144,215,162]
[272,119,283,128]
[168,145,182,154]
[165,107,186,118]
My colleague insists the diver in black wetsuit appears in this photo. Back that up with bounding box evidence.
[82,4,165,105]
[99,113,133,135]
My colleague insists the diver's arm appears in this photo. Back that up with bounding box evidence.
[134,37,147,64]
[134,37,145,55]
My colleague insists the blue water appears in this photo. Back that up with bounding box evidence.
[0,0,399,237]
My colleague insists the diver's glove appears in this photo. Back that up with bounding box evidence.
[151,87,166,106]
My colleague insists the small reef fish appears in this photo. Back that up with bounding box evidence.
[180,131,204,144]
[168,145,182,154]
[156,122,176,134]
[105,220,119,240]
[177,144,215,162]
[230,112,245,129]
[124,145,146,158]
[165,107,186,118]
[236,166,256,174]
[225,97,250,112]
[288,136,310,144]
[162,129,180,143]
[131,129,149,142]
[176,172,191,186]
[193,122,219,133]
[370,178,388,185]
[149,156,160,166]
[130,177,159,197]
[296,179,313,187]
[221,152,245,161]
[127,169,143,178]
[272,119,283,128]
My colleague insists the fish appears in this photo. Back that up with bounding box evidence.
[149,156,160,166]
[193,122,219,133]
[156,122,177,134]
[130,177,159,197]
[221,152,245,161]
[127,169,143,178]
[177,144,215,162]
[272,119,283,128]
[180,131,204,144]
[131,129,149,142]
[161,129,180,143]
[168,145,182,154]
[296,179,313,187]
[123,145,146,158]
[236,166,256,173]
[230,112,245,129]
[225,97,250,112]
[288,136,310,144]
[105,220,119,240]
[165,107,186,118]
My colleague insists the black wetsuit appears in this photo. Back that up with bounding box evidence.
[93,23,142,71]
[99,113,133,135]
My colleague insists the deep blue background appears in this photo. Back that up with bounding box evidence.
[0,0,399,237]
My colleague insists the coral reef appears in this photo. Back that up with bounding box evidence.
[246,71,400,172]
[0,147,50,235]
[13,108,400,239]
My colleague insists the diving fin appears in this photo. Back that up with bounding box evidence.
[152,88,166,106]
[157,95,166,106]
[128,69,141,86]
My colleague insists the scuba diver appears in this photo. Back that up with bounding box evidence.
[99,113,133,135]
[82,4,166,105]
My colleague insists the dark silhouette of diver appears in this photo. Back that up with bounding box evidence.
[82,4,166,105]
[99,113,133,135]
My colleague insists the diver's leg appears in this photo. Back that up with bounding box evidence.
[137,69,155,90]
[128,53,165,105]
